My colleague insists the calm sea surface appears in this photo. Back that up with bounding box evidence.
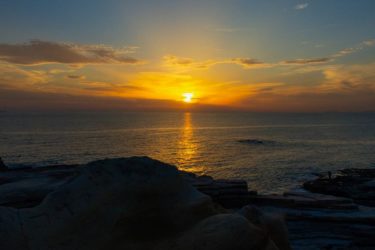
[1,112,375,193]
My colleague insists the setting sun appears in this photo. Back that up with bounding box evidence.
[182,93,194,103]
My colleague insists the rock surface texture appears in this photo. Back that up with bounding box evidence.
[0,157,290,250]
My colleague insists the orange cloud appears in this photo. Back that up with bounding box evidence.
[322,63,375,92]
[0,63,50,87]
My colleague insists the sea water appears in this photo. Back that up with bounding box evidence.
[1,111,375,193]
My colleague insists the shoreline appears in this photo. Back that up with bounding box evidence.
[0,157,375,249]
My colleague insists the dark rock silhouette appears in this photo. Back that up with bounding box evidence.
[0,156,290,250]
[238,139,277,146]
[1,157,375,249]
[304,168,375,206]
[238,139,265,144]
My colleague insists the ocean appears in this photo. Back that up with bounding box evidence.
[1,111,375,193]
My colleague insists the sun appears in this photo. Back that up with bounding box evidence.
[182,93,194,103]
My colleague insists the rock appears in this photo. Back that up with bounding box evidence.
[186,174,255,209]
[0,160,254,210]
[0,165,80,208]
[361,179,375,189]
[255,200,375,249]
[0,157,8,171]
[303,168,375,206]
[0,207,28,249]
[238,139,277,146]
[0,156,288,250]
[239,139,265,144]
[238,206,291,250]
[249,191,359,211]
[170,214,267,250]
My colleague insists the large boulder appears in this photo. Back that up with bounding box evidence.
[238,206,291,250]
[169,214,267,250]
[0,156,289,250]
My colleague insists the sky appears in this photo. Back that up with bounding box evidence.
[0,0,374,112]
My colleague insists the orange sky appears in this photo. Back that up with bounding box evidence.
[0,1,375,112]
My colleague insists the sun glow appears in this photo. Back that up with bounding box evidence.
[182,93,194,103]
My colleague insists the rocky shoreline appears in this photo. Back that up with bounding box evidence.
[304,168,375,207]
[0,157,374,249]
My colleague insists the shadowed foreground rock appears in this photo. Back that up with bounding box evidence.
[0,157,290,250]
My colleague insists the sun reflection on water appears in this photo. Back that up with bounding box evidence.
[177,112,204,173]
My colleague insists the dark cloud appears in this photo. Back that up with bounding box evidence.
[80,82,145,92]
[66,75,84,79]
[238,90,375,112]
[231,58,266,68]
[282,58,331,65]
[0,87,231,112]
[0,40,143,65]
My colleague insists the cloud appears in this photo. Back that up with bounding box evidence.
[294,3,309,10]
[163,55,217,69]
[0,63,49,86]
[163,55,267,70]
[282,57,331,65]
[0,40,143,65]
[333,39,375,58]
[66,74,85,80]
[321,63,375,92]
[333,48,357,57]
[78,80,144,93]
[0,85,235,112]
[230,58,268,68]
[238,90,375,112]
[282,39,375,66]
[235,64,375,112]
[363,39,375,46]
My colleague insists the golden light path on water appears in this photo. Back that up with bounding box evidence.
[176,112,204,173]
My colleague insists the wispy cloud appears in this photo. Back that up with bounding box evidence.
[163,55,217,69]
[163,55,267,70]
[78,80,144,93]
[294,3,309,10]
[362,39,375,46]
[0,63,50,86]
[333,48,357,57]
[283,39,375,66]
[333,38,375,58]
[322,63,375,92]
[164,37,375,71]
[230,58,267,68]
[66,75,85,80]
[0,40,143,65]
[282,57,331,65]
